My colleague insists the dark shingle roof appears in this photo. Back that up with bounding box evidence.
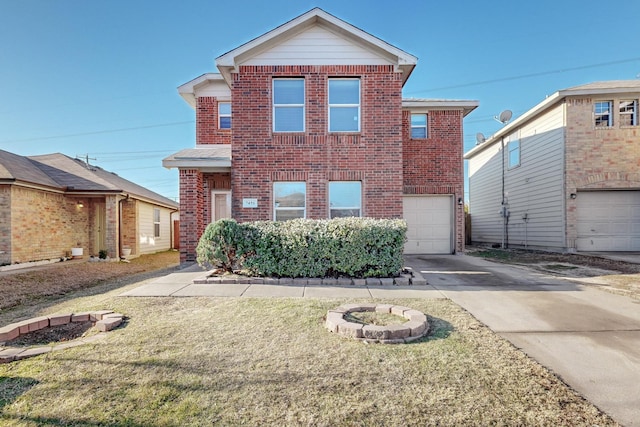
[0,150,178,209]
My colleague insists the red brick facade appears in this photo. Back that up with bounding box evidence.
[173,11,472,262]
[230,65,403,222]
[402,109,465,251]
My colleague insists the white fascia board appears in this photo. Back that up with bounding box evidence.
[403,99,479,117]
[215,8,417,85]
[464,91,563,159]
[177,73,226,108]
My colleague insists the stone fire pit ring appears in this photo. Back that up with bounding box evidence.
[325,303,429,344]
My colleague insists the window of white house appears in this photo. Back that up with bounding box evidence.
[594,101,613,127]
[273,79,304,132]
[274,182,306,221]
[153,208,161,238]
[218,102,231,129]
[508,139,520,168]
[411,114,428,138]
[329,181,362,218]
[620,100,638,126]
[329,79,360,132]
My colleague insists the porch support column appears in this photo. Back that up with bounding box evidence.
[179,169,204,264]
[104,195,119,259]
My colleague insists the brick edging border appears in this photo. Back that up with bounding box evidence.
[194,268,427,286]
[0,310,124,364]
[325,303,430,344]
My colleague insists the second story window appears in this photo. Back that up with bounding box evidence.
[329,79,360,132]
[620,100,638,126]
[411,114,428,138]
[273,79,304,132]
[594,101,613,127]
[218,102,231,129]
[508,139,520,168]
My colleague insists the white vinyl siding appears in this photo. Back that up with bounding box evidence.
[138,203,172,254]
[468,104,565,249]
[240,25,394,66]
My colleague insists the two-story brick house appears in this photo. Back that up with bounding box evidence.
[164,8,477,263]
[465,80,640,252]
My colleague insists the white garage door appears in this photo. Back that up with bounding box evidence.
[403,196,453,254]
[576,191,640,251]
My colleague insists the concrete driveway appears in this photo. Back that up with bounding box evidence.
[405,254,640,427]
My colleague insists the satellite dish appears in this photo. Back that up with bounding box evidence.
[497,110,512,124]
[475,133,486,145]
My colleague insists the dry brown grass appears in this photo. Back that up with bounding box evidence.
[0,296,618,426]
[0,251,179,311]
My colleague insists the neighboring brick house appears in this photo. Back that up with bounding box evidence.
[465,80,640,252]
[0,150,179,266]
[164,8,477,263]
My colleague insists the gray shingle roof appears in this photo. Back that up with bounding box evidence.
[0,150,178,208]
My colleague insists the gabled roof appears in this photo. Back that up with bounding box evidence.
[215,7,417,86]
[464,80,640,159]
[0,150,178,209]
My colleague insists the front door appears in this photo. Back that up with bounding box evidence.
[94,202,107,253]
[212,191,231,221]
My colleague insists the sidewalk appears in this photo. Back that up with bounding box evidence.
[119,264,444,299]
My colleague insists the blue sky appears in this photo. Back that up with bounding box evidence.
[1,0,639,202]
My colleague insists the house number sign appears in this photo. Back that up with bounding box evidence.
[242,198,258,208]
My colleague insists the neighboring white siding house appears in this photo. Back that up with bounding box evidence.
[138,202,174,254]
[465,80,640,252]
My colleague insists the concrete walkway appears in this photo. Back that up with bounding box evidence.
[121,256,640,426]
[119,264,444,299]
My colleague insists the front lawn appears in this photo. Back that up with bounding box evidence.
[0,281,615,426]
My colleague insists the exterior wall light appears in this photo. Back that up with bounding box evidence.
[77,201,84,208]
[570,193,577,199]
[457,197,463,206]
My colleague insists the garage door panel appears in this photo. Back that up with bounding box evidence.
[576,191,640,251]
[403,196,453,254]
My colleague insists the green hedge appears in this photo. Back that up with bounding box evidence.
[196,217,407,278]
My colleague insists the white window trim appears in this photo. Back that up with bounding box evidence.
[218,102,231,129]
[273,182,306,220]
[153,208,161,238]
[410,113,428,139]
[620,99,638,127]
[594,101,613,127]
[328,78,361,133]
[329,181,362,218]
[273,78,305,133]
[508,139,520,169]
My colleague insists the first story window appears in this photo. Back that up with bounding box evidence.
[329,181,362,218]
[273,79,305,132]
[508,139,520,168]
[620,99,638,126]
[594,101,613,127]
[411,113,428,138]
[274,182,306,221]
[153,208,161,238]
[218,102,231,129]
[329,78,360,132]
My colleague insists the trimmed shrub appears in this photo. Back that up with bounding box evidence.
[196,217,406,278]
[196,219,244,272]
